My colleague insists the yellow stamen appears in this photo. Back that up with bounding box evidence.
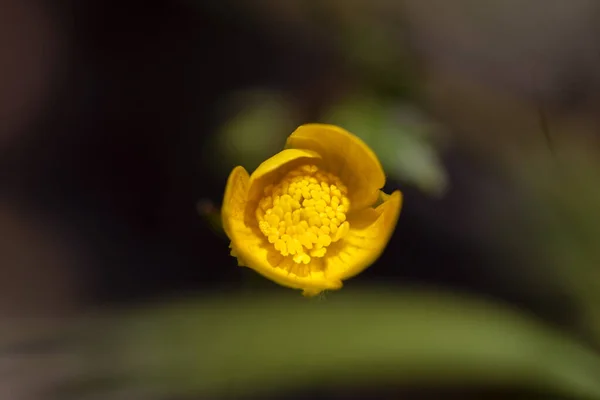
[256,164,350,264]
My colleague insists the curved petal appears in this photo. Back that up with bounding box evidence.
[222,166,251,239]
[247,148,321,203]
[285,124,386,211]
[247,252,343,293]
[325,190,403,281]
[222,166,342,293]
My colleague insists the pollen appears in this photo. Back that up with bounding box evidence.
[256,164,351,264]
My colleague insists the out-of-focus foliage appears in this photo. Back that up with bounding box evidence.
[509,138,600,346]
[72,288,600,399]
[212,90,297,174]
[323,96,447,196]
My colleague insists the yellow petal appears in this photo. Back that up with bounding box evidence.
[222,166,342,293]
[285,124,386,211]
[248,253,343,293]
[247,148,321,203]
[325,190,402,281]
[222,166,251,239]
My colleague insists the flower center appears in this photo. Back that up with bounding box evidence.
[256,164,351,264]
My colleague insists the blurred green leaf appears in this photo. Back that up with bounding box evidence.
[84,288,600,399]
[323,96,448,196]
[213,90,296,173]
[509,141,600,345]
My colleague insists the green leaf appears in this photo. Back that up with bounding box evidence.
[508,141,600,345]
[82,288,600,399]
[213,90,296,173]
[323,97,448,196]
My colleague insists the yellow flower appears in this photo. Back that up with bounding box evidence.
[222,124,402,296]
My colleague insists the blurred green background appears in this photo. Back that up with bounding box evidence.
[2,0,600,399]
